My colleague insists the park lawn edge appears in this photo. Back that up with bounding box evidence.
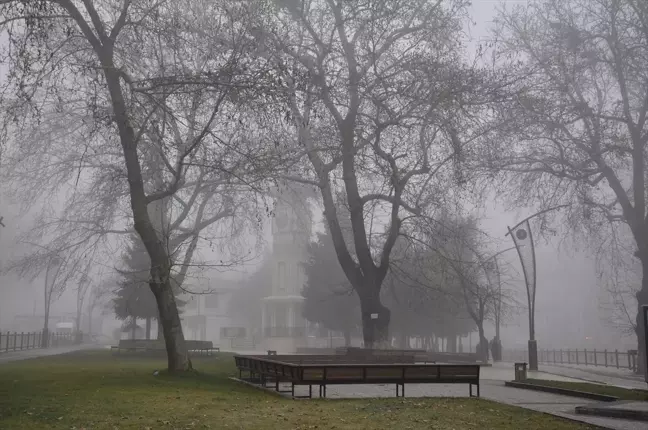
[0,349,600,430]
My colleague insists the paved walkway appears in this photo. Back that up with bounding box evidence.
[535,363,647,390]
[0,344,95,364]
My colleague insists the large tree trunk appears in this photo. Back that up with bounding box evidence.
[358,290,391,349]
[477,325,488,362]
[87,306,93,336]
[42,291,51,348]
[448,334,457,353]
[75,314,83,344]
[145,317,152,340]
[100,55,190,372]
[151,280,191,371]
[343,329,351,347]
[156,319,164,341]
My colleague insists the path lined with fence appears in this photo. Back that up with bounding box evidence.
[0,331,75,353]
[503,348,640,373]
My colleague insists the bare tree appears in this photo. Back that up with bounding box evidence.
[0,0,269,371]
[597,225,641,336]
[37,251,88,347]
[75,271,93,344]
[87,277,116,339]
[41,255,64,347]
[257,0,489,347]
[489,0,648,371]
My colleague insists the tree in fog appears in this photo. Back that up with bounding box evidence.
[113,234,186,340]
[385,237,475,351]
[259,0,492,347]
[402,213,519,360]
[86,279,114,337]
[489,0,648,370]
[113,235,159,340]
[302,227,360,346]
[0,0,271,371]
[597,227,642,336]
[75,270,92,343]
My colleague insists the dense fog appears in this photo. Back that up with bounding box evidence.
[0,0,644,365]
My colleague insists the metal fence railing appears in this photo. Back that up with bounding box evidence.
[503,348,639,373]
[0,331,76,353]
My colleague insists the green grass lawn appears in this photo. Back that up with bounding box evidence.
[0,350,598,430]
[523,378,648,401]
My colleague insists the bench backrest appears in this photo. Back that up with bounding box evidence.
[185,340,214,349]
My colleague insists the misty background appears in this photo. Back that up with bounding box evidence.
[0,0,637,353]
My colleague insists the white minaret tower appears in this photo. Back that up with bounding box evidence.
[261,183,313,353]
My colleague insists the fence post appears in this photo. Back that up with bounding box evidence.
[12,332,17,351]
[604,349,608,367]
[594,349,597,366]
[553,349,556,363]
[20,332,24,350]
[576,349,580,365]
[615,349,619,368]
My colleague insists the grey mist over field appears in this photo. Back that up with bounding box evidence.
[0,0,644,374]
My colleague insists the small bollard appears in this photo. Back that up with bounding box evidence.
[267,350,277,356]
[514,362,528,381]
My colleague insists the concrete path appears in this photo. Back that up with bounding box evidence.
[0,344,95,364]
[525,365,647,390]
[536,364,647,390]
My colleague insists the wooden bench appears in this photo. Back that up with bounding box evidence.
[234,355,480,399]
[186,340,220,355]
[111,339,219,355]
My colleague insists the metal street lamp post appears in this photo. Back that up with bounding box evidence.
[505,205,569,371]
[506,219,538,371]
